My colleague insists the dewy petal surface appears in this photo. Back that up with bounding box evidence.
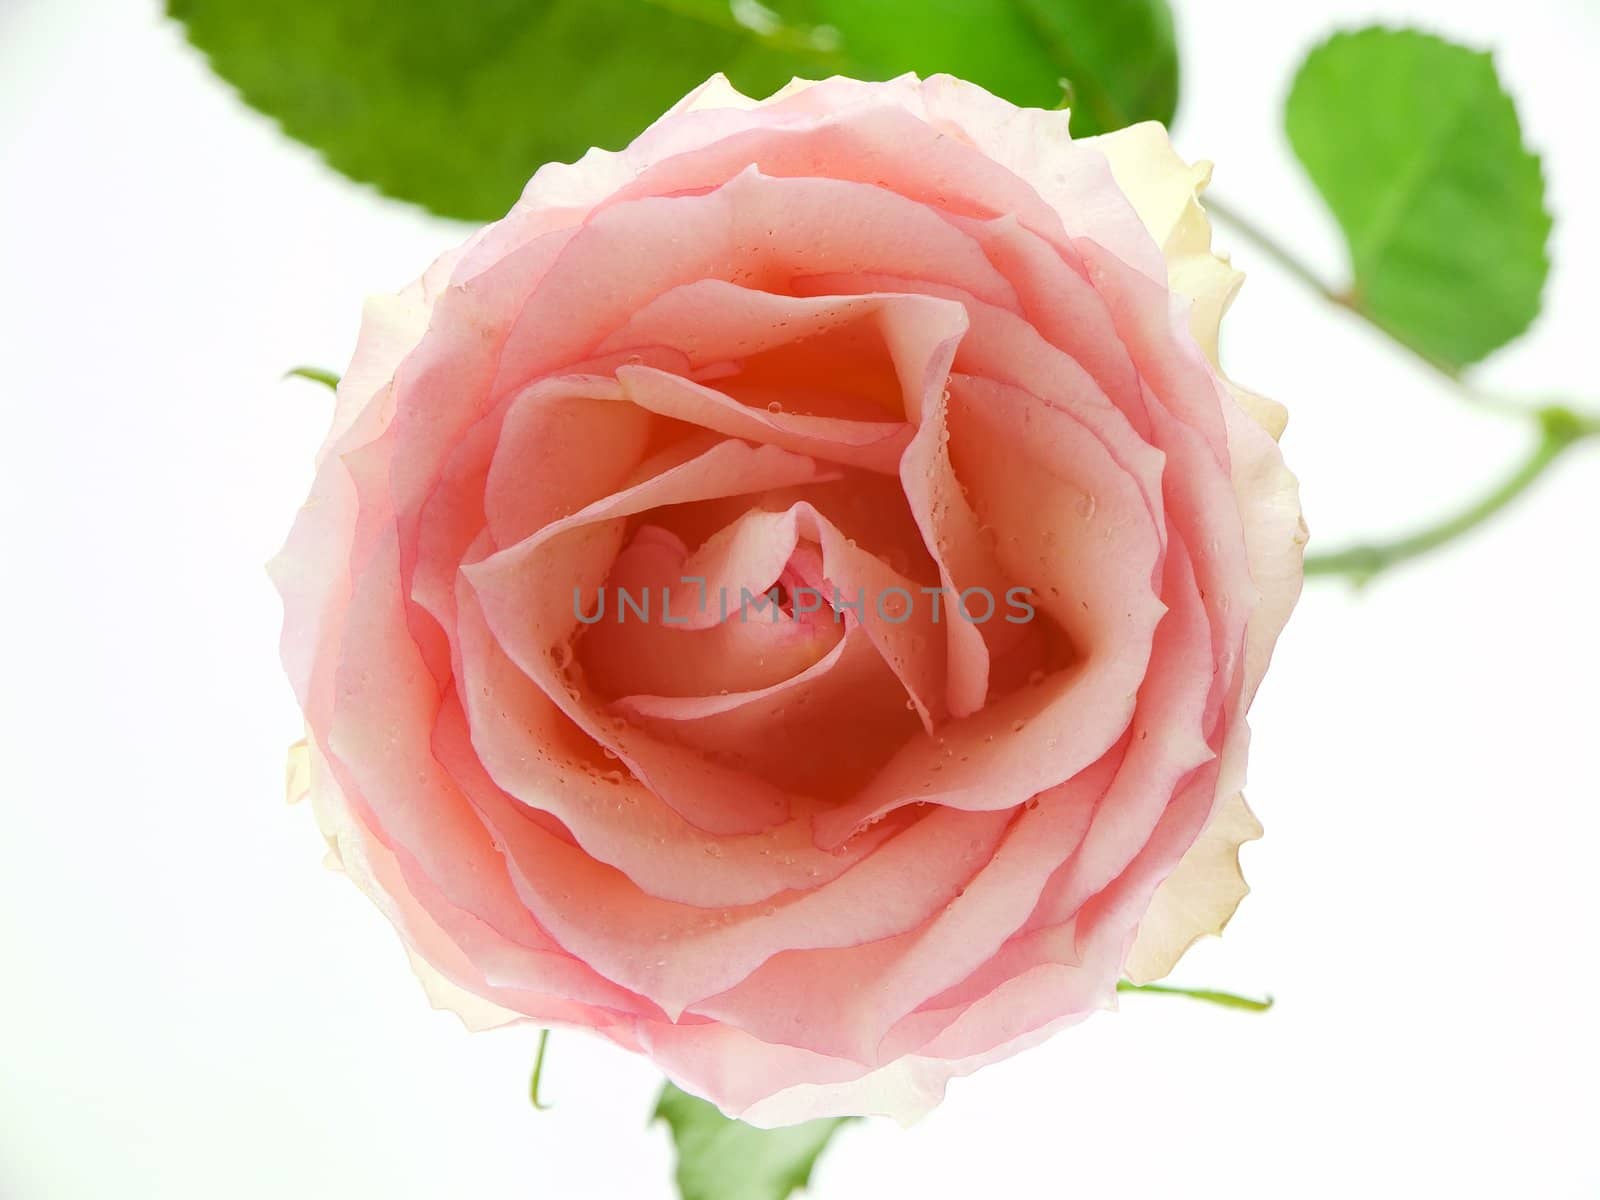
[276,71,1304,1125]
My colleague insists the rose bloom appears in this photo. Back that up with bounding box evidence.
[275,74,1304,1126]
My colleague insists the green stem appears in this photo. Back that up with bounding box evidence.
[529,1028,552,1111]
[1305,408,1591,582]
[1208,196,1474,383]
[1203,196,1344,308]
[1205,198,1600,581]
[1117,980,1274,1013]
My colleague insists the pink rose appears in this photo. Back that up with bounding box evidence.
[275,74,1304,1126]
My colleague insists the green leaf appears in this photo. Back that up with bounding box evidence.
[1005,0,1178,135]
[654,1082,853,1200]
[168,0,1178,221]
[1285,27,1551,369]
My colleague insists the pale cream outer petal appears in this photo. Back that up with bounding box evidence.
[294,740,528,1032]
[1121,794,1263,984]
[738,1058,949,1129]
[404,949,527,1032]
[1085,120,1244,365]
[736,1000,1106,1129]
[1088,121,1305,982]
[1122,392,1302,981]
[285,739,311,805]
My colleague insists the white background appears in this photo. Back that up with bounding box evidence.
[2,0,1596,1195]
